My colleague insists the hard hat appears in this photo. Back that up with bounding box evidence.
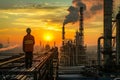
[26,28,31,34]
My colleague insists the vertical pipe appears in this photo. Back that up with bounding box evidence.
[76,46,78,65]
[104,0,113,66]
[79,7,84,46]
[75,32,78,65]
[116,11,120,65]
[62,24,65,46]
[97,36,104,66]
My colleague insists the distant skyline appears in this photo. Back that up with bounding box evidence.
[0,0,119,47]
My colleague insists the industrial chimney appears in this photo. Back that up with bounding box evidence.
[62,24,65,46]
[79,7,84,46]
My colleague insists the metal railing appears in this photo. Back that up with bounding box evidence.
[0,47,58,80]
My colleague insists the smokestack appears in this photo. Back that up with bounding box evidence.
[79,7,83,32]
[79,7,84,46]
[62,24,65,46]
[62,0,86,46]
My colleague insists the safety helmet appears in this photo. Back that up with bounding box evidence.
[26,28,31,34]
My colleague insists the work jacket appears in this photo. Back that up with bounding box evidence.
[23,34,35,52]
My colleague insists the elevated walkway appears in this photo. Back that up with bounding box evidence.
[0,47,59,80]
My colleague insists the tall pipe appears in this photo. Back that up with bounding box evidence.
[116,11,120,65]
[79,7,84,46]
[104,0,113,66]
[62,24,65,46]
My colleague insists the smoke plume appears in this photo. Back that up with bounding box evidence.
[83,0,103,19]
[90,3,102,14]
[63,0,103,23]
[63,6,79,25]
[0,45,19,52]
[63,0,86,25]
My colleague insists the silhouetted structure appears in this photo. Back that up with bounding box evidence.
[75,7,86,65]
[97,0,120,75]
[60,7,86,66]
[0,43,3,48]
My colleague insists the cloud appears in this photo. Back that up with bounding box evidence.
[0,0,69,9]
[0,0,104,31]
[64,6,79,25]
[82,0,103,19]
[0,5,66,27]
[0,15,9,19]
[90,3,102,14]
[0,0,17,9]
[0,6,66,33]
[63,0,103,26]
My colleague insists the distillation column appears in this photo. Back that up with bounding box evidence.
[104,0,113,66]
[75,6,86,65]
[76,7,84,46]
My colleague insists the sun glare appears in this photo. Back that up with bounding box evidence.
[43,33,53,41]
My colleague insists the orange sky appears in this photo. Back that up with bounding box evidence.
[0,0,119,47]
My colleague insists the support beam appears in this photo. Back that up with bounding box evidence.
[116,11,120,65]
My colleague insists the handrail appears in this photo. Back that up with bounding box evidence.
[0,56,25,66]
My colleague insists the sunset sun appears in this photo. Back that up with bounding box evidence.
[43,33,53,41]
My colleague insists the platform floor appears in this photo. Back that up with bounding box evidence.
[58,66,112,80]
[58,75,111,80]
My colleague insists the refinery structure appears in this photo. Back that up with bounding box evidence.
[1,0,120,80]
[59,0,120,75]
[97,0,120,72]
[60,6,87,66]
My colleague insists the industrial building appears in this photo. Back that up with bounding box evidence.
[60,7,87,66]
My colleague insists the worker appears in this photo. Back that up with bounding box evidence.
[23,28,35,69]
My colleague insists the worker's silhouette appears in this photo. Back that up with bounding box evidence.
[23,28,35,69]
